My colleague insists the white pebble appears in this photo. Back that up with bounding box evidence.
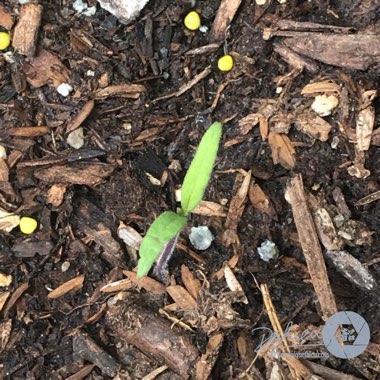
[67,127,84,149]
[257,240,278,261]
[57,83,73,97]
[311,95,339,117]
[189,226,214,250]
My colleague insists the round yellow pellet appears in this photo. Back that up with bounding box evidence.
[184,11,201,31]
[0,31,11,50]
[217,54,234,72]
[19,217,38,235]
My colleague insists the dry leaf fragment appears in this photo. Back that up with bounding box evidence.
[356,106,375,151]
[48,275,85,299]
[268,132,296,169]
[166,285,197,310]
[248,181,278,220]
[46,184,67,206]
[181,265,202,300]
[94,84,145,99]
[123,270,165,295]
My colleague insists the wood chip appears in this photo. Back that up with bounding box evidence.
[22,49,70,88]
[355,189,380,206]
[222,170,251,247]
[100,279,133,293]
[0,208,19,233]
[0,273,12,287]
[195,334,224,380]
[301,80,340,94]
[0,319,12,352]
[3,282,29,318]
[192,200,226,217]
[142,366,169,380]
[46,183,67,206]
[268,132,296,169]
[238,113,260,135]
[285,175,337,319]
[181,265,201,300]
[248,181,278,220]
[356,106,375,151]
[0,292,10,313]
[293,112,332,141]
[12,3,43,56]
[34,162,116,186]
[47,275,85,299]
[65,364,96,380]
[66,99,95,134]
[210,0,243,41]
[224,265,248,304]
[0,4,14,29]
[166,285,197,310]
[7,126,49,137]
[283,33,380,70]
[94,84,145,99]
[123,270,165,295]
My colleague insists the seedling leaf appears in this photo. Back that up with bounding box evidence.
[181,122,222,214]
[137,211,187,278]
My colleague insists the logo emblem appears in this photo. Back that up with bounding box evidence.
[323,311,370,358]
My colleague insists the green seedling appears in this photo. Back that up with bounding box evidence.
[137,121,222,278]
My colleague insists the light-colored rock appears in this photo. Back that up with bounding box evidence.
[97,0,150,24]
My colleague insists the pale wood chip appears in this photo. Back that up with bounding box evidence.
[355,189,380,206]
[85,304,107,325]
[248,181,278,220]
[360,89,377,109]
[347,150,370,179]
[142,365,169,380]
[48,275,85,299]
[0,207,20,232]
[3,282,29,317]
[0,292,10,313]
[192,200,226,217]
[181,265,202,300]
[0,319,12,352]
[195,334,224,380]
[118,223,142,250]
[293,111,332,141]
[46,184,67,207]
[0,4,14,29]
[12,3,43,56]
[224,265,248,304]
[222,170,251,247]
[166,285,197,310]
[285,175,337,319]
[123,270,165,295]
[356,106,375,151]
[7,126,49,137]
[66,99,95,133]
[238,114,260,135]
[301,80,340,95]
[0,158,9,182]
[0,273,12,287]
[94,84,145,99]
[210,0,243,41]
[100,279,133,293]
[268,132,296,169]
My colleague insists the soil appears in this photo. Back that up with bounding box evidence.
[0,0,379,379]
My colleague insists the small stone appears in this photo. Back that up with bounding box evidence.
[311,95,339,117]
[257,240,278,261]
[97,0,150,24]
[57,83,73,97]
[189,226,214,250]
[61,261,70,272]
[67,127,84,149]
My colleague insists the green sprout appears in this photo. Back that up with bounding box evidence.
[137,121,222,278]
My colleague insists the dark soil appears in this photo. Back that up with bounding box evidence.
[0,0,379,379]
